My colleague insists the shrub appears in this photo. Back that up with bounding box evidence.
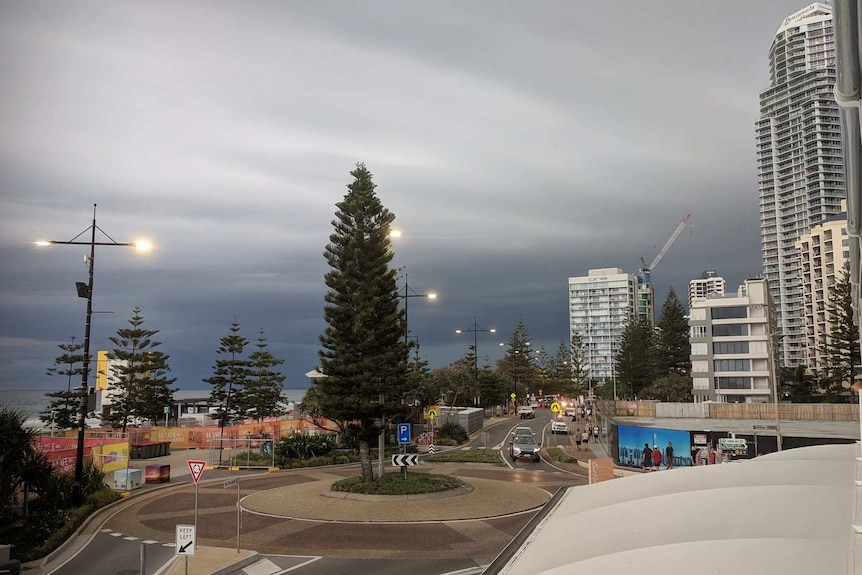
[275,432,336,465]
[331,472,463,495]
[546,447,577,464]
[435,422,468,444]
[425,450,503,464]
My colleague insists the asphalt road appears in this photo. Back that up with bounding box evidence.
[43,414,587,575]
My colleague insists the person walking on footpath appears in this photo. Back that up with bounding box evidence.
[575,428,582,451]
[581,430,589,450]
[651,445,662,471]
[592,425,599,443]
[665,441,674,470]
[642,442,651,471]
[691,446,699,466]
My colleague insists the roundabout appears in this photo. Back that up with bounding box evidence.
[241,476,551,523]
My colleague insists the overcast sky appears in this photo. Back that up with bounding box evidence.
[0,1,810,394]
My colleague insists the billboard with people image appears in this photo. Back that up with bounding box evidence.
[616,425,693,469]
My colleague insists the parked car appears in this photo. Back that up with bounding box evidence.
[510,436,541,462]
[551,418,569,435]
[517,405,536,419]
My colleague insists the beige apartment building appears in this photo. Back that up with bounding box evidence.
[794,201,850,370]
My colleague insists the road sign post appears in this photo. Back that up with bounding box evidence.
[175,524,196,556]
[187,460,205,538]
[397,423,412,445]
[224,478,241,552]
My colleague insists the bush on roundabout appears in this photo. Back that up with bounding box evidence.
[331,472,464,495]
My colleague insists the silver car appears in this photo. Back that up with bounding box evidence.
[510,436,541,462]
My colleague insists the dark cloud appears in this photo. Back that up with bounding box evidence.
[1,1,806,391]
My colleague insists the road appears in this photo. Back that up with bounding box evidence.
[43,412,587,575]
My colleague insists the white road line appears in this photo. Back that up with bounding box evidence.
[109,533,123,537]
[100,529,112,533]
[163,543,176,547]
[142,540,159,545]
[274,556,323,573]
[242,558,280,575]
[123,536,139,541]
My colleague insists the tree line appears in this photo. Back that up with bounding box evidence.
[41,311,287,431]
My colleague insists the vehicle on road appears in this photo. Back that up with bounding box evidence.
[510,436,541,462]
[510,426,535,443]
[551,419,569,435]
[517,405,536,419]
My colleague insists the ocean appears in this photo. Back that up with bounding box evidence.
[0,388,310,422]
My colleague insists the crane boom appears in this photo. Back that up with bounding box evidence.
[649,213,691,271]
[639,213,691,285]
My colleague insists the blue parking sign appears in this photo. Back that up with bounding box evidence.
[397,423,411,445]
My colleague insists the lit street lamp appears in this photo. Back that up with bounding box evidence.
[399,273,437,342]
[456,317,496,408]
[37,204,149,503]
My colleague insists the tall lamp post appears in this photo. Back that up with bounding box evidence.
[768,330,784,451]
[456,317,496,409]
[37,204,149,503]
[399,274,437,342]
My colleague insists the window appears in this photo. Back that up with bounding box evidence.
[692,360,709,373]
[713,341,750,354]
[690,308,706,321]
[690,325,707,338]
[711,306,747,320]
[691,342,708,356]
[712,324,748,337]
[714,359,751,371]
[693,377,710,390]
[715,376,752,390]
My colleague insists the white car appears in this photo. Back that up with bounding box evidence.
[551,419,569,435]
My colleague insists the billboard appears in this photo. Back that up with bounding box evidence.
[616,425,693,468]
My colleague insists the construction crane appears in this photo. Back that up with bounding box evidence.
[639,213,691,285]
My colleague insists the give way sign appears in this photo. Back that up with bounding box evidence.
[188,460,206,484]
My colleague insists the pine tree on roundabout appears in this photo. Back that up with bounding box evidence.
[243,328,286,422]
[315,163,410,483]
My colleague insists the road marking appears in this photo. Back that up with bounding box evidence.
[142,540,158,545]
[123,536,139,541]
[163,543,176,547]
[100,529,112,533]
[242,558,280,575]
[110,533,122,537]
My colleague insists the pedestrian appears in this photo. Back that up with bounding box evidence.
[575,428,582,450]
[642,442,651,471]
[651,445,662,471]
[592,425,599,442]
[665,441,674,470]
[691,446,698,466]
[695,447,703,466]
[708,447,716,465]
[581,430,589,450]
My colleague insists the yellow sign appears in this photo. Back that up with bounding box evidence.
[550,402,561,413]
[427,407,438,419]
[510,393,516,400]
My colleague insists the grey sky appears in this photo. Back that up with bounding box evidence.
[0,1,808,392]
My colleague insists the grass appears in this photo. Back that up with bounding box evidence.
[331,472,464,495]
[424,449,503,465]
[546,446,578,464]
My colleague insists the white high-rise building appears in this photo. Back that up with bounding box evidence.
[568,268,637,385]
[756,3,845,367]
[688,270,726,310]
[689,278,777,404]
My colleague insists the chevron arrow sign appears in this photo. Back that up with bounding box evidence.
[391,454,420,467]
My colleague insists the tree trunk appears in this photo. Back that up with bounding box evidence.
[358,439,373,482]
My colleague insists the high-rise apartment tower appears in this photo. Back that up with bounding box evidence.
[756,3,845,367]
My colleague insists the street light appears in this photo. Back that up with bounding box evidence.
[399,273,436,342]
[37,204,149,503]
[455,317,496,408]
[768,330,784,451]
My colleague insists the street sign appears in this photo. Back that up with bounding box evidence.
[188,460,206,484]
[693,433,707,445]
[175,524,196,556]
[753,424,779,430]
[224,477,239,488]
[427,407,438,419]
[718,438,748,451]
[391,454,420,466]
[397,423,411,445]
[550,402,561,413]
[163,406,170,414]
[510,393,516,400]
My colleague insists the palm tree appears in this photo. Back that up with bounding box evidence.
[0,403,51,521]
